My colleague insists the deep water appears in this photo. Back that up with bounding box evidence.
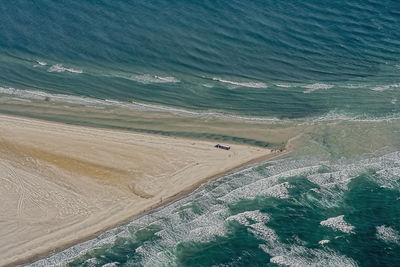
[1,0,400,118]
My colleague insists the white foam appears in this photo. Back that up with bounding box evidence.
[84,257,99,266]
[256,224,357,267]
[275,83,292,88]
[2,85,398,125]
[267,246,358,267]
[392,98,397,104]
[102,262,119,267]
[0,86,284,123]
[302,83,333,93]
[213,78,267,88]
[264,182,293,199]
[318,239,330,245]
[303,111,400,124]
[226,210,270,226]
[376,225,400,244]
[33,61,48,68]
[0,86,104,105]
[375,167,400,187]
[320,215,355,233]
[371,83,400,92]
[343,84,367,89]
[219,165,320,203]
[130,74,179,84]
[47,64,83,74]
[248,223,279,243]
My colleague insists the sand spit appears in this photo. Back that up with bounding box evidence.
[0,114,275,266]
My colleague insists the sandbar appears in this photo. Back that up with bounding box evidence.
[0,114,278,266]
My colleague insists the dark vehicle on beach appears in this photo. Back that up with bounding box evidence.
[215,144,231,150]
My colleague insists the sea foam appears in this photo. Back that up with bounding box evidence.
[267,246,358,267]
[130,74,180,83]
[320,215,355,233]
[318,239,330,245]
[376,225,400,244]
[275,83,293,88]
[33,60,48,68]
[302,83,333,93]
[226,210,270,226]
[371,83,400,92]
[47,64,83,74]
[213,78,267,88]
[0,86,283,123]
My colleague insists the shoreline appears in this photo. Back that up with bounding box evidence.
[0,114,287,266]
[23,150,289,267]
[0,97,303,150]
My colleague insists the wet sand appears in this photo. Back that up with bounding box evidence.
[0,114,280,266]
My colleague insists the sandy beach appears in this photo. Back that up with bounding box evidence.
[0,114,277,266]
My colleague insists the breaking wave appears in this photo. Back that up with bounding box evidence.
[2,86,400,125]
[130,74,180,83]
[302,83,334,93]
[47,64,83,74]
[371,83,400,92]
[376,225,400,244]
[33,60,48,67]
[320,215,355,233]
[275,83,293,88]
[0,86,282,123]
[212,78,268,88]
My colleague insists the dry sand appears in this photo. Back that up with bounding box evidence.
[0,114,276,266]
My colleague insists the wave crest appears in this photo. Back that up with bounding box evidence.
[371,83,400,92]
[130,74,180,83]
[47,64,83,74]
[302,83,333,93]
[212,78,267,88]
[376,225,400,244]
[320,215,355,233]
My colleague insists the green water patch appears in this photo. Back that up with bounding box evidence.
[230,176,333,246]
[174,223,272,267]
[333,172,400,266]
[227,171,400,265]
[317,165,331,174]
[174,201,205,220]
[304,120,400,160]
[68,225,162,266]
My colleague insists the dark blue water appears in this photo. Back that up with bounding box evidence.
[1,0,400,118]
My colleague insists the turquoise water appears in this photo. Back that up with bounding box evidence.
[2,1,400,266]
[1,0,400,118]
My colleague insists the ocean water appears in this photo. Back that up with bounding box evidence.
[2,0,400,266]
[1,0,400,118]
